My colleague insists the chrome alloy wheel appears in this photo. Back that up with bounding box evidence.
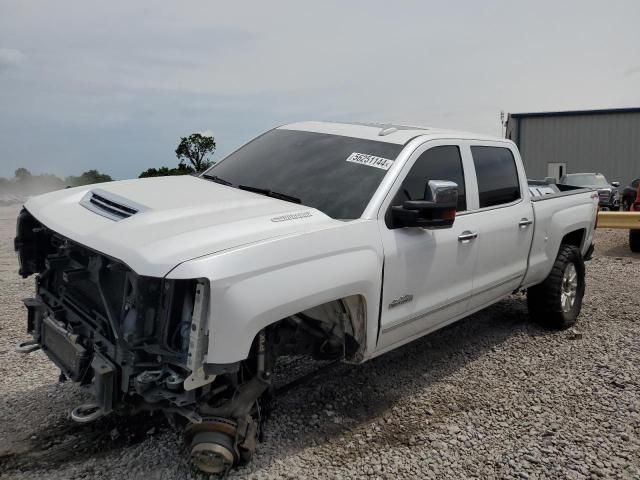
[561,263,578,312]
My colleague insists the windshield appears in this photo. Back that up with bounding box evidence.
[201,129,404,219]
[563,174,610,187]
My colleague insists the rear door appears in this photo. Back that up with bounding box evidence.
[466,144,534,310]
[376,141,479,351]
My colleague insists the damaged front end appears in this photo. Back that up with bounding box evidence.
[15,207,364,474]
[14,208,267,473]
[15,208,208,416]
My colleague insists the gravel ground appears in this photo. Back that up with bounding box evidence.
[0,204,638,479]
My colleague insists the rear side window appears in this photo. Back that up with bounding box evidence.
[471,146,521,208]
[390,145,466,211]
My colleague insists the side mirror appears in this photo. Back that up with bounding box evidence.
[611,181,620,187]
[391,180,458,229]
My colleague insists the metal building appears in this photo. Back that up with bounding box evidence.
[505,107,640,184]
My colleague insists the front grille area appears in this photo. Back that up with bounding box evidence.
[15,208,210,416]
[36,235,162,348]
[15,208,195,381]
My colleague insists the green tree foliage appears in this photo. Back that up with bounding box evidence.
[138,163,195,178]
[65,169,113,187]
[175,133,216,172]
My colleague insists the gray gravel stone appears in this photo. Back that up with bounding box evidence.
[0,205,639,479]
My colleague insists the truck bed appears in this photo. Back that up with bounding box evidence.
[528,180,592,200]
[522,183,598,289]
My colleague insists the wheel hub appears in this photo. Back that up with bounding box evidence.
[191,436,236,474]
[186,417,239,474]
[561,263,578,312]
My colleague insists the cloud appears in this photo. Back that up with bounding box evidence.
[1,0,640,179]
[0,48,25,70]
[624,65,640,77]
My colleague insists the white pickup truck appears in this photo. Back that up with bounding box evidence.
[14,121,599,473]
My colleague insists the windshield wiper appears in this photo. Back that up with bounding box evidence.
[238,185,302,204]
[202,174,232,186]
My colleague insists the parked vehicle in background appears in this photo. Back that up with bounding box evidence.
[560,173,620,210]
[14,121,599,473]
[622,178,640,211]
[629,183,640,252]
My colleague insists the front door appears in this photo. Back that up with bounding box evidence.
[377,142,479,352]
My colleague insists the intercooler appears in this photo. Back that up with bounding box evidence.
[40,315,90,382]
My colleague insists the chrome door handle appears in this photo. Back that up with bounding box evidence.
[458,231,478,243]
[519,218,533,228]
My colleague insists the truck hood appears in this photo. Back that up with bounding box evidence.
[25,176,338,276]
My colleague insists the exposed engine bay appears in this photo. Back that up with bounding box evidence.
[14,208,360,474]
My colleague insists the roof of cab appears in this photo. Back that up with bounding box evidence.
[278,121,503,145]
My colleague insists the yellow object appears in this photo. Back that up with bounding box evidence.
[597,211,640,229]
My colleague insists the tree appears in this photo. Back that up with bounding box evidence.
[5,168,64,196]
[138,163,195,178]
[175,133,216,172]
[14,168,31,180]
[66,169,113,187]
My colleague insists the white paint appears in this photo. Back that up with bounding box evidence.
[24,121,599,368]
[25,175,335,277]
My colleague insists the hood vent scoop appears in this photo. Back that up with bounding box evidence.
[80,189,147,221]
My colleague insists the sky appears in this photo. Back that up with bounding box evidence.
[1,0,639,179]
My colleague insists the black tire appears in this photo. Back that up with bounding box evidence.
[527,244,585,329]
[630,230,640,253]
[622,200,631,211]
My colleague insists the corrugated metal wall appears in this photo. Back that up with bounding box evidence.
[508,112,640,185]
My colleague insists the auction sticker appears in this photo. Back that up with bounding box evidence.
[346,152,394,170]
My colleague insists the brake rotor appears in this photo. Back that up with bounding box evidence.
[186,417,239,474]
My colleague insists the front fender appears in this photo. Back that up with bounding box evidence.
[167,220,383,364]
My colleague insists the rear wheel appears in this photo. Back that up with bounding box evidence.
[527,244,585,329]
[630,230,640,253]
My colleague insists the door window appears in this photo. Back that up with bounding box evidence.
[388,145,466,217]
[471,146,521,208]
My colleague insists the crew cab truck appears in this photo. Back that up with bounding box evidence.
[14,122,598,474]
